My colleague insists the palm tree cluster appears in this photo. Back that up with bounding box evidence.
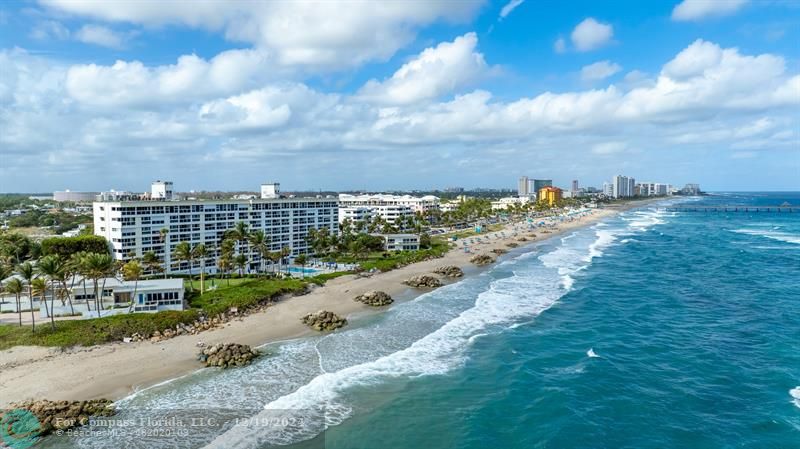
[1,251,116,332]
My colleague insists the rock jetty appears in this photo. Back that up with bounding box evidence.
[354,290,394,306]
[197,343,260,368]
[433,265,464,277]
[301,310,347,331]
[403,275,442,288]
[7,399,115,435]
[470,254,496,266]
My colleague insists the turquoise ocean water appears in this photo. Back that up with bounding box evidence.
[43,193,799,449]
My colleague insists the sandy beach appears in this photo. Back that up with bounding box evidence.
[0,202,652,407]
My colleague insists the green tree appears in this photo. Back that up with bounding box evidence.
[121,259,143,312]
[78,253,116,317]
[31,278,49,327]
[294,254,307,279]
[247,230,270,275]
[193,243,208,294]
[36,254,65,330]
[172,241,194,290]
[142,250,163,277]
[5,278,24,326]
[217,254,233,286]
[234,254,247,277]
[16,262,36,332]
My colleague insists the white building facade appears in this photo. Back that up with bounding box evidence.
[94,183,339,274]
[612,175,636,198]
[338,194,438,224]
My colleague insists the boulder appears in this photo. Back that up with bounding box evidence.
[491,248,508,255]
[198,343,260,369]
[403,275,442,289]
[301,310,347,331]
[506,242,519,248]
[354,290,394,307]
[7,399,115,435]
[470,254,496,266]
[517,237,528,242]
[433,265,464,278]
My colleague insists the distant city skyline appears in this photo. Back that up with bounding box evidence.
[1,0,798,192]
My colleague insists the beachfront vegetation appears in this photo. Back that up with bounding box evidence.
[41,235,109,258]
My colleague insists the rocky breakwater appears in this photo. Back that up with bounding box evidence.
[403,275,442,289]
[506,242,519,248]
[301,310,347,331]
[517,237,528,242]
[354,290,394,307]
[197,343,260,369]
[491,248,508,255]
[470,254,496,266]
[5,399,115,435]
[433,265,464,278]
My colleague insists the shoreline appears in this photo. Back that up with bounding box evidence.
[0,199,657,407]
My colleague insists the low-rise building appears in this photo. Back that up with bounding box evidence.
[53,190,100,202]
[41,277,185,318]
[376,233,420,251]
[491,196,531,211]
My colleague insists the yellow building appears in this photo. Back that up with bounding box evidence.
[538,186,562,206]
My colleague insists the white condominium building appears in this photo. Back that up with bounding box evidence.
[338,193,439,224]
[637,182,670,196]
[94,182,338,274]
[612,175,636,198]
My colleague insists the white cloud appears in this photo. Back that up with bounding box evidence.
[357,33,489,105]
[570,18,613,52]
[499,0,525,19]
[592,142,627,155]
[74,25,127,49]
[580,60,622,82]
[39,0,484,70]
[64,48,275,107]
[2,38,798,190]
[672,0,748,21]
[553,37,566,53]
[30,20,70,40]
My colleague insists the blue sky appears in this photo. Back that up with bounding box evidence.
[0,0,798,192]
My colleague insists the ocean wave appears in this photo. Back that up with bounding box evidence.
[730,229,800,245]
[201,225,621,449]
[791,386,800,409]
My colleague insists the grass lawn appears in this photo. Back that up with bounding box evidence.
[333,239,450,272]
[0,243,451,350]
[0,277,308,350]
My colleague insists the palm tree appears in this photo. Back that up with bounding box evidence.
[31,278,50,329]
[142,251,162,278]
[0,264,11,303]
[280,246,291,274]
[294,254,307,279]
[192,244,207,294]
[79,253,115,317]
[121,259,143,312]
[36,254,64,330]
[247,230,270,275]
[172,241,193,290]
[16,262,36,332]
[159,228,170,278]
[217,254,232,286]
[5,278,24,326]
[67,251,91,311]
[234,254,247,277]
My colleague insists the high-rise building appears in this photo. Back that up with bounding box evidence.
[612,175,635,198]
[93,182,339,274]
[518,176,530,197]
[538,186,562,206]
[571,180,579,193]
[532,179,553,196]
